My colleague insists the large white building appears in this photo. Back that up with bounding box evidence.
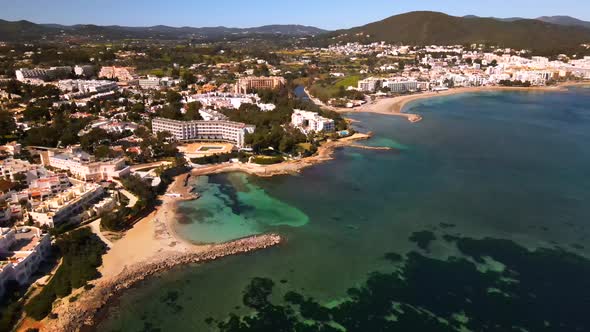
[198,109,229,121]
[15,66,72,83]
[42,148,130,182]
[138,78,162,90]
[188,93,257,110]
[291,110,335,134]
[358,77,382,92]
[152,117,255,148]
[382,80,420,93]
[511,70,554,85]
[0,227,51,298]
[57,79,118,94]
[28,183,104,227]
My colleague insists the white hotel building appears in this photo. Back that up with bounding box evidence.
[42,147,130,182]
[291,110,335,134]
[358,77,382,92]
[382,80,420,93]
[152,118,256,148]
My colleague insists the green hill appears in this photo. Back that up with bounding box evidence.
[0,19,326,42]
[322,11,590,50]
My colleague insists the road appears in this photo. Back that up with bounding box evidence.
[88,219,114,249]
[119,188,138,208]
[129,161,172,172]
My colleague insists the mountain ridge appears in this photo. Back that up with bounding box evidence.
[321,11,590,50]
[0,19,327,41]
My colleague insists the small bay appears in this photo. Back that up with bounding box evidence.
[96,87,590,332]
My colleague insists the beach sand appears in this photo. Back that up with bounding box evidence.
[23,131,387,332]
[328,81,590,122]
[100,174,206,278]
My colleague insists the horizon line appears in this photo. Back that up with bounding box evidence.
[1,11,587,31]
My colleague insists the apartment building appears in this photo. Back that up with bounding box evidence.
[78,119,138,136]
[0,158,49,184]
[0,227,51,298]
[57,79,118,94]
[28,183,104,227]
[137,76,174,90]
[188,93,258,110]
[98,66,137,82]
[152,117,255,148]
[358,77,382,92]
[0,142,22,156]
[199,109,229,121]
[234,76,286,94]
[15,66,72,83]
[291,109,335,134]
[74,65,95,77]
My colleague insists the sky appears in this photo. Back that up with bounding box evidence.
[1,0,589,30]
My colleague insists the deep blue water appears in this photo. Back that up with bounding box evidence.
[96,87,590,332]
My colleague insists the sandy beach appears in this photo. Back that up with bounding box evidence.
[18,130,394,332]
[23,81,589,331]
[21,172,281,332]
[326,81,590,122]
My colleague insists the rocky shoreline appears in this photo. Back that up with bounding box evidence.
[43,234,282,332]
[191,132,378,178]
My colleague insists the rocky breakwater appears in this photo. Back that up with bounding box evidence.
[44,234,282,332]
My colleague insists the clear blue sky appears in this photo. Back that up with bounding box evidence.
[1,0,589,30]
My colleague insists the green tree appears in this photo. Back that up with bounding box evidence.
[80,128,109,153]
[157,104,183,120]
[184,101,203,120]
[24,228,106,320]
[0,110,17,138]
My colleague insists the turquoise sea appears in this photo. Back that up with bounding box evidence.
[96,87,590,332]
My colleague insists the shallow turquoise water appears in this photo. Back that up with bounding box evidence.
[96,87,590,332]
[175,173,309,243]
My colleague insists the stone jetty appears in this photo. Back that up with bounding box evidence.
[44,233,282,332]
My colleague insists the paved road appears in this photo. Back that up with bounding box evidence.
[119,188,138,208]
[130,161,172,172]
[89,219,113,249]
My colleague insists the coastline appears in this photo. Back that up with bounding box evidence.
[325,81,590,122]
[44,233,282,332]
[26,82,590,331]
[31,173,282,332]
[191,132,384,178]
[22,132,390,331]
[30,130,384,330]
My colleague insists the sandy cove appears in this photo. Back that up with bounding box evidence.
[28,173,282,332]
[30,133,389,332]
[328,81,590,122]
[30,80,588,331]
